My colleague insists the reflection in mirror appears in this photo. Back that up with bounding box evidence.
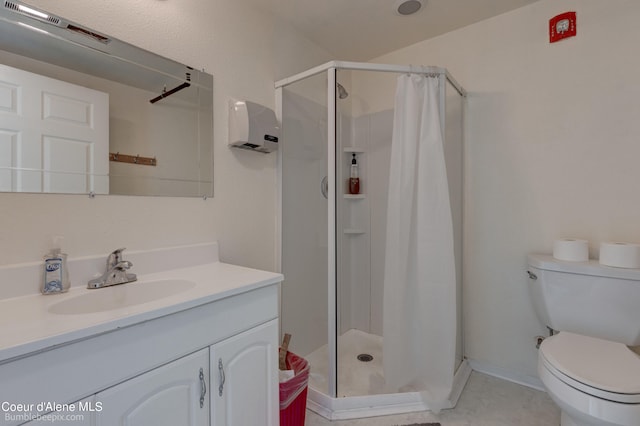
[0,1,213,197]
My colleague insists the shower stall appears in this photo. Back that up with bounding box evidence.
[276,61,469,419]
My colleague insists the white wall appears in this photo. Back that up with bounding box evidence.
[374,0,640,380]
[1,0,331,271]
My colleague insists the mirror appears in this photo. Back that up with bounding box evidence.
[0,1,213,197]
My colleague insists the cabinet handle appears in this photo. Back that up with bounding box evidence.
[199,368,207,408]
[218,358,226,397]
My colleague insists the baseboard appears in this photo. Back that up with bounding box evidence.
[467,358,545,391]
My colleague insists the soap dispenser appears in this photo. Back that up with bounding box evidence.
[349,153,360,194]
[42,236,70,294]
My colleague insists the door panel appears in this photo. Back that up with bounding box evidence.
[0,63,108,193]
[210,320,278,426]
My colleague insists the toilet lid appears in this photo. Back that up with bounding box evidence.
[540,332,640,398]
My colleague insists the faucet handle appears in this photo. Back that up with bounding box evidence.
[114,260,133,270]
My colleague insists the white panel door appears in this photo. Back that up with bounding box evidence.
[210,319,279,426]
[0,129,19,192]
[0,63,109,193]
[95,349,209,426]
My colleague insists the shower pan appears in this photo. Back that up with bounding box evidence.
[277,61,470,419]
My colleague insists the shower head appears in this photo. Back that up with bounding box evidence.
[336,83,349,99]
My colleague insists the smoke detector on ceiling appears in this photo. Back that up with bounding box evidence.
[395,0,424,16]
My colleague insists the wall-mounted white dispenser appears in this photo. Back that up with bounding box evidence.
[228,99,280,153]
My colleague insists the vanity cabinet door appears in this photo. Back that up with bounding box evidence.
[18,397,93,426]
[95,348,209,426]
[210,319,278,426]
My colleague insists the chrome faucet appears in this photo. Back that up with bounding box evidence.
[87,248,137,289]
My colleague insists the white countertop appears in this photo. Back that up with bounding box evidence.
[0,261,282,364]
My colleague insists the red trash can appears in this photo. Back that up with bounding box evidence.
[279,350,310,426]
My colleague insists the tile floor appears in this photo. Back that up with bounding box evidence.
[305,371,561,426]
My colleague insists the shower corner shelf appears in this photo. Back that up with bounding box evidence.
[343,228,366,235]
[343,194,366,199]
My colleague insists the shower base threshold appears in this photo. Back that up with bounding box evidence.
[308,359,471,420]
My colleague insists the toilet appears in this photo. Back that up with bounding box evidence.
[527,254,640,426]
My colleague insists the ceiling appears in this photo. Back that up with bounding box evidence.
[246,0,541,61]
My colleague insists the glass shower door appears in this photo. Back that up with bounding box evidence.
[280,71,333,395]
[335,69,397,398]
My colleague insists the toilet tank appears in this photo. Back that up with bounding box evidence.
[527,254,640,346]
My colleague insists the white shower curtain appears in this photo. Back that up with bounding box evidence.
[382,73,456,409]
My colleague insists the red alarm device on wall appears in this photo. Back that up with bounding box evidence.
[549,12,576,43]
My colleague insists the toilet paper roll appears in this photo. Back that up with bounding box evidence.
[599,242,640,269]
[553,238,589,262]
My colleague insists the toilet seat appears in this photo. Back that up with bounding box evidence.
[540,332,640,403]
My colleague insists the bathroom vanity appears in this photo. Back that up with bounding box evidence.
[0,243,282,426]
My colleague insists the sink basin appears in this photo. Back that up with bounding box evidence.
[48,279,197,315]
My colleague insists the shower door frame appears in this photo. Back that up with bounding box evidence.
[276,60,469,419]
[276,64,340,398]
